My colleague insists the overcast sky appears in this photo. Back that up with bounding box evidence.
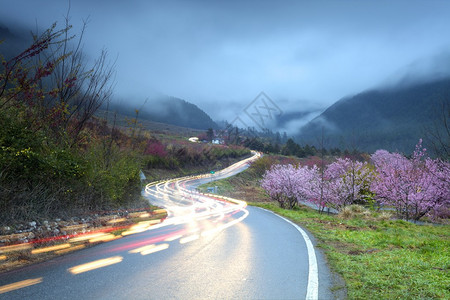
[1,0,450,122]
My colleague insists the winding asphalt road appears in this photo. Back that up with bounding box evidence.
[0,152,335,299]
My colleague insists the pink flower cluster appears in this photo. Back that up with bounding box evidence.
[261,158,373,211]
[144,139,167,157]
[371,140,450,221]
[261,140,450,221]
[260,164,302,209]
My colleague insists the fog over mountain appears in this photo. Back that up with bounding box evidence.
[296,77,450,154]
[1,0,450,131]
[111,95,218,130]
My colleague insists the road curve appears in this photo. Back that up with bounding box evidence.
[0,151,335,299]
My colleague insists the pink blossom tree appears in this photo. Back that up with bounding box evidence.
[261,158,376,212]
[371,140,450,221]
[325,158,374,210]
[297,165,330,213]
[261,164,332,211]
[144,138,167,157]
[261,164,301,209]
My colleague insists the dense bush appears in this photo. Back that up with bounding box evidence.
[0,22,141,223]
[0,104,143,222]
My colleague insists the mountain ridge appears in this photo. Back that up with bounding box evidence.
[109,96,218,130]
[296,78,450,154]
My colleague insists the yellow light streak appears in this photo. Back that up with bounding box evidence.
[70,232,108,243]
[68,256,123,274]
[201,228,220,237]
[121,219,162,236]
[121,224,149,236]
[0,255,6,260]
[121,230,139,236]
[188,226,200,234]
[141,244,169,255]
[128,211,147,218]
[31,243,71,254]
[106,218,127,224]
[61,224,87,232]
[0,278,43,294]
[89,234,120,243]
[55,244,85,255]
[147,219,162,225]
[179,234,199,244]
[129,245,153,254]
[195,215,213,221]
[164,234,182,242]
[0,243,31,254]
[129,243,170,255]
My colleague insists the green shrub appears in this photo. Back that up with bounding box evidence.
[0,105,143,222]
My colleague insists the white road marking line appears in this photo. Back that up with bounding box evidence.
[257,207,318,300]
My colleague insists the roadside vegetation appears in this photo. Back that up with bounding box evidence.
[0,22,136,223]
[0,21,249,225]
[199,152,450,299]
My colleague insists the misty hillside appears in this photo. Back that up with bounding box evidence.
[110,96,218,130]
[272,109,322,134]
[275,110,319,127]
[296,78,450,154]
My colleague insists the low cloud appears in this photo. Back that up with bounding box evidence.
[1,0,450,123]
[379,50,450,89]
[275,112,320,136]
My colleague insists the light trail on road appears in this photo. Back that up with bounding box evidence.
[0,151,261,298]
[0,150,333,300]
[142,151,260,231]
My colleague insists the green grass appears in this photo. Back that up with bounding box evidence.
[251,202,450,299]
[197,176,235,194]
